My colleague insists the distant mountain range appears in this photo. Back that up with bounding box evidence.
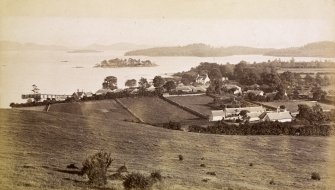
[0,41,68,51]
[125,41,335,58]
[2,40,335,58]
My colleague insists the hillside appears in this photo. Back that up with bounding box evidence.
[125,42,335,57]
[1,109,335,189]
[125,43,273,57]
[0,41,68,51]
[265,41,335,58]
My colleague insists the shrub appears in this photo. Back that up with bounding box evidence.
[200,164,206,167]
[123,172,152,190]
[311,172,321,180]
[150,171,162,182]
[178,154,184,161]
[117,164,128,173]
[81,151,113,186]
[249,163,253,167]
[269,178,275,185]
[206,171,216,176]
[163,121,182,130]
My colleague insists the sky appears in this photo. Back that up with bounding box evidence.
[0,0,334,48]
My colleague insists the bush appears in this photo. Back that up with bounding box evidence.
[150,171,162,182]
[311,172,321,180]
[206,171,216,176]
[200,164,206,167]
[81,151,113,186]
[269,178,275,185]
[117,164,128,173]
[178,154,184,161]
[163,121,182,130]
[123,172,152,190]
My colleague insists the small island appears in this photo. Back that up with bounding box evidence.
[94,58,157,68]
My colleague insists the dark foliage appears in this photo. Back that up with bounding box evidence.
[311,172,321,180]
[150,171,162,182]
[163,121,182,130]
[123,173,153,190]
[178,154,184,161]
[81,151,113,186]
[189,121,334,136]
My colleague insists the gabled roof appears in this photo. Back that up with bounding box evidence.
[224,106,265,114]
[265,111,292,121]
[211,110,224,117]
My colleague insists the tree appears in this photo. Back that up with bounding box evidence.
[274,85,287,100]
[138,77,151,89]
[181,73,195,85]
[208,68,222,82]
[260,71,281,90]
[312,86,326,101]
[125,79,137,88]
[31,84,41,102]
[102,76,117,90]
[239,110,250,123]
[153,76,165,88]
[163,81,176,92]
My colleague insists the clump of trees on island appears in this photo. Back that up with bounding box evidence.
[94,58,157,68]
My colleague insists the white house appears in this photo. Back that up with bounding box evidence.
[96,89,113,95]
[210,110,224,121]
[196,74,210,85]
[176,85,193,93]
[260,111,293,123]
[223,84,242,95]
[223,106,266,121]
[245,90,264,96]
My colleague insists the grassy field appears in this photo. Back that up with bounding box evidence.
[166,95,213,117]
[48,100,138,122]
[257,100,335,113]
[117,97,199,124]
[15,106,46,111]
[1,109,335,190]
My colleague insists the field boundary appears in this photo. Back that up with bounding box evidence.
[160,96,208,119]
[115,98,144,123]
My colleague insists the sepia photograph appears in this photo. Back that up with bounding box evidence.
[0,0,334,189]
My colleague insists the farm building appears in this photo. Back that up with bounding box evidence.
[210,110,224,121]
[223,106,265,118]
[96,89,113,95]
[195,74,210,85]
[260,111,293,123]
[176,85,193,93]
[245,90,264,96]
[223,84,242,95]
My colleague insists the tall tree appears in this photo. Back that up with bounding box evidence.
[138,77,150,89]
[163,81,177,92]
[102,76,118,90]
[153,76,165,88]
[125,79,137,88]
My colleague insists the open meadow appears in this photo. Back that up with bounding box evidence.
[0,109,334,190]
[117,97,199,124]
[48,100,138,122]
[166,95,214,117]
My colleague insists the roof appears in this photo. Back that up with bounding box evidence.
[211,110,224,117]
[247,112,263,118]
[96,89,113,94]
[265,111,292,121]
[225,106,265,114]
[176,86,193,91]
[196,74,208,81]
[246,90,264,94]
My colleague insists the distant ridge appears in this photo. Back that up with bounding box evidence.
[0,41,69,51]
[125,41,335,57]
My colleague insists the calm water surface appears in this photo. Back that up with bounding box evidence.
[1,50,334,108]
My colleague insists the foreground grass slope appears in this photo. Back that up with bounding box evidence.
[0,109,335,190]
[48,100,138,122]
[117,97,199,124]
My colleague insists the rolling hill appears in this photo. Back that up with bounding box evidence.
[125,41,335,57]
[1,108,334,189]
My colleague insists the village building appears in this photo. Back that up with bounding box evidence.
[260,111,293,123]
[95,89,113,95]
[223,84,242,95]
[176,85,193,93]
[72,90,85,100]
[245,90,264,96]
[195,74,210,85]
[209,110,224,121]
